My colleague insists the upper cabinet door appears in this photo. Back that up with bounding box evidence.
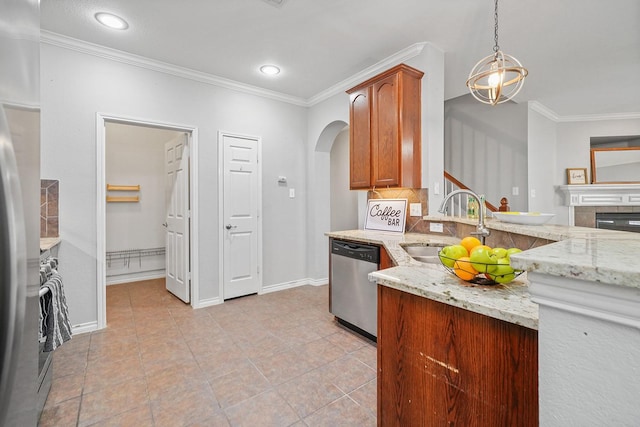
[371,73,400,187]
[349,87,371,189]
[346,64,424,191]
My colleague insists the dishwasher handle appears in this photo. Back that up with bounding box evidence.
[331,239,380,264]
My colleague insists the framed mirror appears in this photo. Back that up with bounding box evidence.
[590,146,640,184]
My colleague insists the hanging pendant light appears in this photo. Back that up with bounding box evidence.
[466,0,528,105]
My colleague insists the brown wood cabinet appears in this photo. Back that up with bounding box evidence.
[378,285,538,426]
[347,64,424,190]
[379,245,394,270]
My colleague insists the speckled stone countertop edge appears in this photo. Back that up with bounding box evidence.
[326,230,538,330]
[508,235,640,289]
[371,266,538,330]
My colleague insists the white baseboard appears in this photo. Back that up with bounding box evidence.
[261,277,328,294]
[71,321,99,335]
[107,271,165,285]
[193,296,222,309]
[309,277,328,286]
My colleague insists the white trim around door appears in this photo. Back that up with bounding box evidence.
[96,113,200,329]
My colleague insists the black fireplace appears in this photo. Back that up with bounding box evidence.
[595,213,640,233]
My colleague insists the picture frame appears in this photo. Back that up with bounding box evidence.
[566,168,588,185]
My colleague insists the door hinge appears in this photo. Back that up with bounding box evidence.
[187,210,191,218]
[257,265,260,275]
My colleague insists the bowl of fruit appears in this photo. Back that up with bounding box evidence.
[438,236,523,285]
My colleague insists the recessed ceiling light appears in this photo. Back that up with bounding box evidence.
[260,65,281,76]
[95,12,129,30]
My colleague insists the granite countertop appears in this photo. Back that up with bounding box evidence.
[40,237,61,251]
[325,230,459,267]
[423,215,626,241]
[509,234,640,288]
[425,215,640,287]
[326,230,538,330]
[327,219,640,330]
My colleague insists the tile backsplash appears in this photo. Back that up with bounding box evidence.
[41,179,59,237]
[367,187,428,232]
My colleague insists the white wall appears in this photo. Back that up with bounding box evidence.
[527,105,558,219]
[330,129,358,231]
[407,44,445,215]
[105,123,180,282]
[41,43,308,327]
[306,95,349,282]
[444,94,528,212]
[553,117,640,224]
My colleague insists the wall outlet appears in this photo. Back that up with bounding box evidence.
[429,222,444,233]
[289,188,295,198]
[531,188,536,198]
[512,186,519,196]
[410,203,422,217]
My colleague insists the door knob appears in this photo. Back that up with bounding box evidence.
[225,224,237,230]
[162,222,168,228]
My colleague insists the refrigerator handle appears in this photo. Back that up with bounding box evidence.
[0,107,28,425]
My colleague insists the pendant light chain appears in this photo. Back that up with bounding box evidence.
[465,0,528,105]
[493,0,500,53]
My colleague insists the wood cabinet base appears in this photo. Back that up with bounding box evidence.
[377,286,538,426]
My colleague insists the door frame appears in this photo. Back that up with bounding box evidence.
[96,113,199,329]
[217,130,263,301]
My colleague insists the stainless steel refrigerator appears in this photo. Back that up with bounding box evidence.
[0,0,41,425]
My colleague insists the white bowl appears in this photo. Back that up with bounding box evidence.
[493,212,555,225]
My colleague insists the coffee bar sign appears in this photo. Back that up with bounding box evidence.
[364,199,407,233]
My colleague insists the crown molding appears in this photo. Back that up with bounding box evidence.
[40,31,308,106]
[528,101,560,121]
[41,31,427,108]
[557,111,640,122]
[529,100,640,123]
[306,42,428,106]
[38,32,640,119]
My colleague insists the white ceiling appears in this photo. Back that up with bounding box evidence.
[41,0,640,117]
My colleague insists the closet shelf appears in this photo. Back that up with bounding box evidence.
[106,247,165,267]
[107,184,140,191]
[106,196,139,203]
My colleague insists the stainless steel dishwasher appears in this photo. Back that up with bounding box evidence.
[330,239,380,339]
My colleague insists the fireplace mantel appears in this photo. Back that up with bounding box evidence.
[556,184,640,225]
[557,184,640,206]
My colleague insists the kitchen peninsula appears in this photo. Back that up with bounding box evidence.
[326,217,640,426]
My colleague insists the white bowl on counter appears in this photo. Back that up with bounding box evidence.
[493,212,555,225]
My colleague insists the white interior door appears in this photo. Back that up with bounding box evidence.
[222,133,260,299]
[165,133,190,302]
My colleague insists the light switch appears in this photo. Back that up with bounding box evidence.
[289,188,295,198]
[531,189,536,198]
[410,203,422,216]
[512,186,519,196]
[433,182,440,195]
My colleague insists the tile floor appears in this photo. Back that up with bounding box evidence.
[39,279,377,426]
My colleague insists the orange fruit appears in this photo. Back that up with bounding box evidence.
[453,256,479,281]
[469,244,492,256]
[460,236,482,254]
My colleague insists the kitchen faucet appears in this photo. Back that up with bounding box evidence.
[438,189,490,244]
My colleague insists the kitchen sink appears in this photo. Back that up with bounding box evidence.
[402,244,445,264]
